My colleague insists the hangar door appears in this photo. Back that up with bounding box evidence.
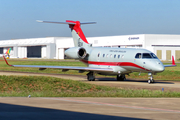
[0,48,3,54]
[175,50,180,61]
[156,50,162,59]
[166,50,171,61]
[27,46,41,58]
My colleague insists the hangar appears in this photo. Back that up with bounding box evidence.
[0,37,56,59]
[0,34,180,61]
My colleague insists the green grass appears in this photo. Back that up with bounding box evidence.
[0,75,180,97]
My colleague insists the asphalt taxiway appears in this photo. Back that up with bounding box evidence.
[0,97,180,120]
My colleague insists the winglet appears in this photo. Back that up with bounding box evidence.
[172,56,176,65]
[3,55,13,67]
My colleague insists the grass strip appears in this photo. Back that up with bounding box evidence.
[0,75,180,97]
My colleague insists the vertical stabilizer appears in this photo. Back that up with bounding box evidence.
[66,20,89,48]
[37,20,96,48]
[5,48,11,58]
[6,48,11,55]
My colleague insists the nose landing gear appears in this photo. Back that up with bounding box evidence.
[148,73,155,84]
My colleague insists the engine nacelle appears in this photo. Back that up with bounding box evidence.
[65,47,87,59]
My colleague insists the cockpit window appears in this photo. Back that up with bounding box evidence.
[135,53,142,58]
[150,53,158,58]
[135,53,158,59]
[142,53,152,58]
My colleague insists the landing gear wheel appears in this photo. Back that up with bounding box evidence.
[148,79,151,84]
[148,79,154,84]
[151,79,155,83]
[117,74,126,81]
[148,73,155,84]
[87,72,95,81]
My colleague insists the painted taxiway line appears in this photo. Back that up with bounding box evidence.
[43,97,180,113]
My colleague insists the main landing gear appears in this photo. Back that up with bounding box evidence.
[87,72,95,81]
[117,74,126,81]
[87,72,127,81]
[148,73,155,84]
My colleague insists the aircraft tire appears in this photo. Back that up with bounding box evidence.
[87,76,91,81]
[148,79,154,84]
[87,75,95,81]
[117,75,125,81]
[152,79,155,83]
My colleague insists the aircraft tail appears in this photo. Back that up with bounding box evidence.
[37,20,96,48]
[6,48,11,55]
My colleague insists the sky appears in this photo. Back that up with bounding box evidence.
[0,0,180,40]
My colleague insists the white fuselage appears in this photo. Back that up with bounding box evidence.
[78,47,164,75]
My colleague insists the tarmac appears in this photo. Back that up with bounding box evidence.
[0,97,180,120]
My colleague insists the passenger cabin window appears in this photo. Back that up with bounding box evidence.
[118,55,120,58]
[121,55,124,58]
[114,54,116,58]
[97,53,100,57]
[103,54,105,57]
[106,54,109,58]
[142,53,152,58]
[135,53,141,58]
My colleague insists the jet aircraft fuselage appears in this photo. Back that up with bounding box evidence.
[65,47,164,75]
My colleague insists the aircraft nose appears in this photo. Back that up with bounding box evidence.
[154,64,165,72]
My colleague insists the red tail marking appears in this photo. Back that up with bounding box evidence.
[66,20,89,44]
[172,56,175,65]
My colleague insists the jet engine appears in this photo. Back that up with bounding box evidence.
[65,47,87,59]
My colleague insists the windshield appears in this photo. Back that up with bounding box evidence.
[150,53,158,58]
[135,53,158,59]
[142,53,152,58]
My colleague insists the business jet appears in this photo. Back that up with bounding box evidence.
[0,48,11,58]
[3,20,176,83]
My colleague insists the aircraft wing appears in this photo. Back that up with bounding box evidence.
[3,56,113,72]
[164,56,177,67]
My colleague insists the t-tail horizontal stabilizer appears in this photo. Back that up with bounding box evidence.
[36,20,96,25]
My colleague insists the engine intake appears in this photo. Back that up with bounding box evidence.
[78,47,87,58]
[65,47,87,59]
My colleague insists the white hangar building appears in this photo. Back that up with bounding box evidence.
[0,34,180,61]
